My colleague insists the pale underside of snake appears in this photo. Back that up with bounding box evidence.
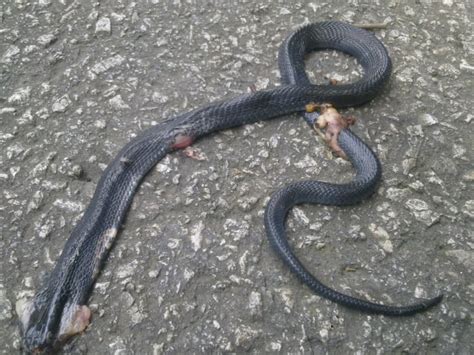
[21,21,442,353]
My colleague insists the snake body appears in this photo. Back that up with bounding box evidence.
[22,21,442,352]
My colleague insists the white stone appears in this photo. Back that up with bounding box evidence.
[406,198,429,211]
[109,95,130,110]
[463,200,474,219]
[190,221,204,251]
[445,250,473,269]
[95,17,111,34]
[183,268,195,282]
[248,291,262,316]
[418,113,438,126]
[8,87,31,105]
[152,91,169,104]
[95,119,107,129]
[116,260,138,279]
[37,33,56,47]
[0,288,12,321]
[52,198,84,212]
[91,55,125,74]
[52,95,71,112]
[1,45,20,63]
[369,224,393,253]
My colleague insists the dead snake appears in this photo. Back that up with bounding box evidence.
[21,21,442,353]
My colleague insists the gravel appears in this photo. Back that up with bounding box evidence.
[0,0,472,353]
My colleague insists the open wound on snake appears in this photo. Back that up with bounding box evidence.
[171,133,193,149]
[20,229,119,351]
[53,228,117,343]
[92,228,119,279]
[19,301,91,351]
[171,133,208,160]
[57,305,91,342]
[53,229,118,343]
[306,103,356,159]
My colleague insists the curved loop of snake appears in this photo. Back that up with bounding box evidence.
[21,21,442,353]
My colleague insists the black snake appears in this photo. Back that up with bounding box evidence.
[21,21,442,353]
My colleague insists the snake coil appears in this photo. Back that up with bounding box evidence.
[21,21,442,353]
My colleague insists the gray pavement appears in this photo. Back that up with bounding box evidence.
[1,0,473,353]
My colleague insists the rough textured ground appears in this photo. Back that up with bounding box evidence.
[1,0,473,354]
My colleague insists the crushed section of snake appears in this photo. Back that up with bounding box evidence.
[21,21,442,353]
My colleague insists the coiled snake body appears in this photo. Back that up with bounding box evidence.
[21,21,442,352]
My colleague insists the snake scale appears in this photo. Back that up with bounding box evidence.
[21,21,442,353]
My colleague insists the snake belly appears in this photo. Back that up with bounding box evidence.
[21,21,442,353]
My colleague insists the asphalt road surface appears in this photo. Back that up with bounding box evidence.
[1,0,472,353]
